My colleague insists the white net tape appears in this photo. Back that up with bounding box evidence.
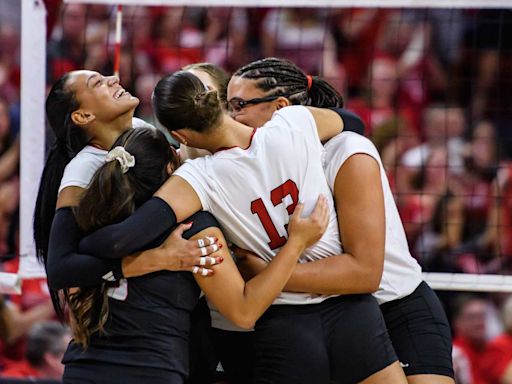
[64,0,512,9]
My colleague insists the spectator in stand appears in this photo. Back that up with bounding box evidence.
[203,7,249,72]
[0,97,19,257]
[332,8,392,94]
[150,7,204,74]
[260,8,343,90]
[452,294,493,384]
[481,295,512,384]
[401,104,466,176]
[47,4,87,84]
[1,321,70,380]
[348,54,421,137]
[0,24,20,104]
[370,117,420,194]
[480,156,512,273]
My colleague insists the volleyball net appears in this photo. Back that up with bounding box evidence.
[12,0,512,293]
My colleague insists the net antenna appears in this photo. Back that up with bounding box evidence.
[114,4,123,78]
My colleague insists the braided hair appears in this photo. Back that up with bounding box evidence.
[233,57,343,108]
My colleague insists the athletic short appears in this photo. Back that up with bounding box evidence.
[63,362,184,384]
[380,281,454,378]
[253,294,397,384]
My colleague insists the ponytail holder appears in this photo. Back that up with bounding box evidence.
[105,146,135,174]
[306,75,313,91]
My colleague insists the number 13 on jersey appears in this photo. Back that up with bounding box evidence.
[250,179,299,250]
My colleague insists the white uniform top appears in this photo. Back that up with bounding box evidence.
[58,117,153,193]
[174,106,341,306]
[323,132,423,304]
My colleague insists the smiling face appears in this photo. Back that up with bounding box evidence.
[227,76,278,128]
[66,70,139,126]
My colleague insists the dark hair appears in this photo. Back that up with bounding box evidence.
[153,71,223,133]
[233,57,343,108]
[26,321,69,367]
[34,73,89,263]
[182,62,230,109]
[33,73,90,318]
[68,127,177,348]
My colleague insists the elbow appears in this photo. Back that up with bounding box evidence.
[364,263,383,293]
[228,312,256,330]
[365,275,381,293]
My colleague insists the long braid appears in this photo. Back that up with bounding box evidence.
[233,58,343,108]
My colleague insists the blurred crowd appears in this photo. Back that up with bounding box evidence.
[0,1,512,383]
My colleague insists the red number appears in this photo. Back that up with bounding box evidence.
[250,180,299,250]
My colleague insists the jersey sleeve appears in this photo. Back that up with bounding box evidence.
[58,149,106,193]
[323,131,382,190]
[47,208,124,289]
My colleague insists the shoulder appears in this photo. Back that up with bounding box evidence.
[65,146,106,173]
[263,106,316,137]
[271,105,311,123]
[325,132,380,165]
[132,117,156,130]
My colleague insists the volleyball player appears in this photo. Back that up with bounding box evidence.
[226,57,454,384]
[75,70,407,384]
[49,125,328,383]
[33,71,222,318]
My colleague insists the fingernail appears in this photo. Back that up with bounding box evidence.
[185,221,193,226]
[219,244,223,249]
[219,257,224,262]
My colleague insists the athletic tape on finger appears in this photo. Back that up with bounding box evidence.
[206,236,216,245]
[211,244,219,252]
[201,247,208,256]
[209,257,216,265]
[198,239,205,248]
[201,268,209,276]
[200,257,206,266]
[192,266,199,274]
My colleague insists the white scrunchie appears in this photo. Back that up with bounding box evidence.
[105,146,135,173]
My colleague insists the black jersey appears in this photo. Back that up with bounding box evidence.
[49,209,218,380]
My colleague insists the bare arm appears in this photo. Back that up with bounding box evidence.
[305,107,344,142]
[238,154,386,295]
[189,196,329,329]
[154,174,203,222]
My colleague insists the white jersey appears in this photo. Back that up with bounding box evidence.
[58,117,154,193]
[323,132,423,304]
[59,145,107,193]
[174,106,341,305]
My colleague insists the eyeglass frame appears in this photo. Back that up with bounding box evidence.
[228,94,287,113]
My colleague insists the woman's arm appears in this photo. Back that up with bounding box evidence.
[306,107,365,142]
[78,175,202,258]
[188,196,329,329]
[238,154,385,295]
[47,208,221,290]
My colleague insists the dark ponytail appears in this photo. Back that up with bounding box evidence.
[34,73,90,319]
[233,57,343,108]
[153,71,223,133]
[34,73,90,266]
[68,127,176,348]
